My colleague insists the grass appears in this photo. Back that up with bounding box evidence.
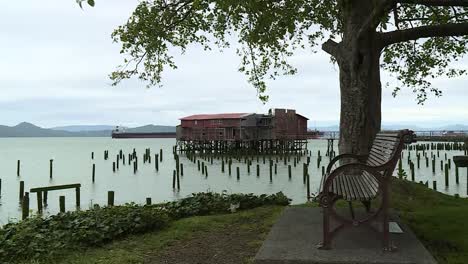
[20,205,285,264]
[17,179,468,264]
[391,179,468,264]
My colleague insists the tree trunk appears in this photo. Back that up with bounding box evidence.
[336,2,383,156]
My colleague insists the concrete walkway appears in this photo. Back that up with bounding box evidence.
[254,207,437,264]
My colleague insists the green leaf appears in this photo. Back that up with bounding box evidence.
[87,0,95,7]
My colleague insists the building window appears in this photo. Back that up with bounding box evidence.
[194,120,198,125]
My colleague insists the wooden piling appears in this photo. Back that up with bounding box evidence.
[92,164,96,182]
[445,164,449,187]
[288,165,292,179]
[107,191,115,206]
[49,159,53,178]
[76,187,80,208]
[172,170,176,189]
[37,191,43,214]
[22,192,29,220]
[43,191,48,205]
[237,167,240,180]
[59,196,65,213]
[177,169,180,190]
[19,181,24,201]
[155,154,159,171]
[17,160,20,176]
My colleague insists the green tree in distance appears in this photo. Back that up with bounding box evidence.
[79,0,468,156]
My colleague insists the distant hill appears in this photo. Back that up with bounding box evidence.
[0,122,76,137]
[0,123,176,137]
[51,125,117,132]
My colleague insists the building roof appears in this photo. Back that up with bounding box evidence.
[180,113,253,121]
[295,113,309,120]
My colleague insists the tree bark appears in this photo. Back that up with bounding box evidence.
[334,1,383,157]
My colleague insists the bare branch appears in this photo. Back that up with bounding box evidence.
[398,0,468,7]
[381,22,468,46]
[322,39,340,57]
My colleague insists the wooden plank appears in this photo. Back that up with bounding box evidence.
[370,145,395,156]
[362,171,379,193]
[372,140,398,149]
[375,135,400,142]
[30,183,81,193]
[342,174,356,200]
[348,175,365,200]
[367,154,386,166]
[356,175,376,199]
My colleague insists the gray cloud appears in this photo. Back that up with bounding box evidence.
[0,0,467,128]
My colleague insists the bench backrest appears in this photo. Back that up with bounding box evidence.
[366,130,414,176]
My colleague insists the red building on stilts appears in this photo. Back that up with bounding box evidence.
[176,108,308,153]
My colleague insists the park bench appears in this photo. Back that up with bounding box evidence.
[317,129,415,251]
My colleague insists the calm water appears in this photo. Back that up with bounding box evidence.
[0,138,465,224]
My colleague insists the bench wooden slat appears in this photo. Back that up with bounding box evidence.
[362,171,379,193]
[373,140,399,150]
[374,135,400,142]
[357,175,374,200]
[344,174,358,200]
[348,175,366,200]
[370,144,395,155]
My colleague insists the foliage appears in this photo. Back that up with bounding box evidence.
[76,0,95,8]
[108,0,468,104]
[20,205,285,264]
[397,158,407,179]
[0,192,290,263]
[162,191,290,218]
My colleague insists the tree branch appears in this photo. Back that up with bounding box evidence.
[381,22,468,46]
[322,39,340,57]
[358,0,397,39]
[398,0,468,6]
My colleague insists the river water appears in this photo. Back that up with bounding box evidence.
[0,138,465,224]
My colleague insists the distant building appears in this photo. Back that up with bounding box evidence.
[176,109,308,153]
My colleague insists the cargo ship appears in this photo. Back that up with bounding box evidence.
[111,126,176,139]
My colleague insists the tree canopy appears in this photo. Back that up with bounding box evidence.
[98,0,468,104]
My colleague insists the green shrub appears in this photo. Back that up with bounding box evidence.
[0,192,290,263]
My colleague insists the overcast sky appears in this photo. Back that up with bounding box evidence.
[1,0,467,128]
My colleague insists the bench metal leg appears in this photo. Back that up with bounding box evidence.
[348,201,355,220]
[362,200,371,213]
[318,195,332,250]
[381,182,395,252]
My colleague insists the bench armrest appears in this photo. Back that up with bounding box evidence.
[326,154,368,174]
